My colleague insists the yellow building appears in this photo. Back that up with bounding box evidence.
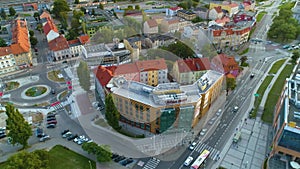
[209,2,239,17]
[110,70,224,134]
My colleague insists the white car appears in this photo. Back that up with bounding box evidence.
[233,106,239,112]
[39,135,50,142]
[189,142,197,150]
[184,156,194,166]
[200,128,207,136]
[216,109,222,116]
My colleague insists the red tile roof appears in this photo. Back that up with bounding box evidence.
[216,54,239,73]
[0,47,12,56]
[170,7,183,11]
[43,18,58,35]
[78,34,90,45]
[146,19,158,28]
[114,63,139,75]
[177,58,210,73]
[10,19,30,55]
[136,58,167,71]
[94,65,115,87]
[167,19,180,25]
[40,11,52,20]
[213,29,234,36]
[215,16,230,24]
[68,39,80,45]
[48,35,69,51]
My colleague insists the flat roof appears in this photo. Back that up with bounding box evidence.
[112,70,223,107]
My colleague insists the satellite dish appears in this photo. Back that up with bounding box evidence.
[106,84,113,88]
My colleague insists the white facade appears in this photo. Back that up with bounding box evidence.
[69,44,83,57]
[52,48,71,61]
[0,53,17,75]
[46,30,59,42]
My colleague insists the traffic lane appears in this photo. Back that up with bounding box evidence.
[168,148,193,169]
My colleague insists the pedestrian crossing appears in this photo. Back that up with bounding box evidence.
[194,142,220,161]
[142,157,160,169]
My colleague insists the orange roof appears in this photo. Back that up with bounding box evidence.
[213,29,234,36]
[217,54,239,73]
[114,63,139,75]
[0,47,12,56]
[136,58,167,71]
[146,19,158,28]
[48,35,69,51]
[40,11,52,20]
[226,73,235,78]
[94,65,115,87]
[177,58,210,73]
[68,39,80,45]
[78,34,90,45]
[167,19,180,25]
[229,3,239,8]
[43,18,58,35]
[10,19,30,55]
[215,16,230,24]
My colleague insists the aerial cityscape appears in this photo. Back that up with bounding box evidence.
[0,0,299,169]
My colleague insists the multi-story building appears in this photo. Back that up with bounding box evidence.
[0,47,16,75]
[67,34,90,58]
[109,70,224,134]
[43,18,59,42]
[160,18,190,33]
[143,19,158,34]
[173,58,211,85]
[177,10,197,21]
[144,34,175,49]
[233,10,256,23]
[166,7,183,17]
[209,2,239,17]
[271,65,300,160]
[211,54,240,77]
[209,6,224,20]
[10,19,32,68]
[48,35,70,61]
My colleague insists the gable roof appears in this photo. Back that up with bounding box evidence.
[169,7,183,11]
[40,11,52,20]
[146,19,158,28]
[10,19,30,55]
[217,54,239,73]
[94,65,116,87]
[78,34,90,45]
[177,58,210,73]
[0,47,12,56]
[43,18,59,35]
[136,58,167,71]
[48,35,69,51]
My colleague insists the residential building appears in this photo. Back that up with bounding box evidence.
[160,18,190,33]
[215,16,231,26]
[143,19,158,34]
[166,7,183,17]
[193,7,209,19]
[48,35,70,61]
[292,0,300,23]
[40,10,52,20]
[108,70,224,134]
[67,34,90,58]
[151,15,164,25]
[209,2,239,17]
[211,54,240,77]
[209,6,224,20]
[233,10,256,23]
[173,58,211,85]
[10,19,32,68]
[0,47,17,75]
[144,34,175,49]
[43,18,59,42]
[241,0,255,11]
[123,36,142,62]
[177,10,197,21]
[271,66,300,160]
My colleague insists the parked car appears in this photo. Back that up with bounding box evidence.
[46,124,56,128]
[35,128,44,137]
[120,158,133,166]
[114,156,126,162]
[67,134,78,141]
[63,132,72,138]
[112,154,119,159]
[46,117,56,121]
[39,135,50,142]
[0,133,6,139]
[47,120,57,125]
[61,129,70,135]
[47,114,56,118]
[189,142,197,150]
[283,45,290,49]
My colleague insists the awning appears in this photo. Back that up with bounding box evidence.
[290,161,300,169]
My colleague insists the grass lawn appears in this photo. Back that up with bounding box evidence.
[49,145,96,169]
[48,70,65,82]
[268,59,286,74]
[262,64,294,123]
[59,90,69,100]
[5,81,20,91]
[252,76,273,118]
[257,11,267,22]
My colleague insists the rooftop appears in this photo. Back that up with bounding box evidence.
[111,70,223,107]
[177,10,196,15]
[48,35,69,51]
[176,58,211,73]
[10,19,30,55]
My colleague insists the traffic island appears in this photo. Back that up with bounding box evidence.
[21,85,51,100]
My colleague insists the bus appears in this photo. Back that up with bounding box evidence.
[190,149,210,169]
[233,131,242,143]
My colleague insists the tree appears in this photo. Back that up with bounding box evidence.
[92,9,95,15]
[9,7,16,16]
[0,37,7,47]
[226,77,236,91]
[135,5,140,10]
[105,94,120,130]
[240,56,248,66]
[291,51,300,64]
[74,0,79,4]
[5,104,32,148]
[77,61,91,91]
[52,0,70,20]
[82,142,112,162]
[29,30,34,37]
[0,9,7,19]
[99,3,104,10]
[161,40,196,59]
[33,12,40,20]
[30,36,38,47]
[6,150,49,169]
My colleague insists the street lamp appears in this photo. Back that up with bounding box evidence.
[88,160,92,169]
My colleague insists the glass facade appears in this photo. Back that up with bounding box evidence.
[178,106,194,131]
[159,108,176,133]
[278,129,300,152]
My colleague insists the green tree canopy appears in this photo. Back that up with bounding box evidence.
[82,142,112,163]
[5,104,32,148]
[9,7,16,16]
[0,9,7,19]
[200,43,218,58]
[33,12,40,19]
[77,61,91,91]
[161,40,196,59]
[6,150,49,169]
[52,0,70,20]
[0,37,7,47]
[74,0,79,4]
[30,36,38,47]
[105,94,120,130]
[29,30,34,37]
[99,3,104,10]
[226,77,236,91]
[292,51,300,64]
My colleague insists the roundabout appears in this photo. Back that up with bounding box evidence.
[21,85,52,100]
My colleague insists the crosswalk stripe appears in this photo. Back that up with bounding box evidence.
[194,142,220,160]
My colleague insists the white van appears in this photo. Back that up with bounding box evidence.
[184,156,193,166]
